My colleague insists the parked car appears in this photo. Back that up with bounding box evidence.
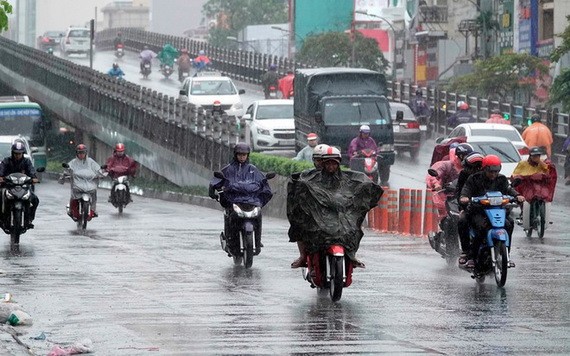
[37,31,64,51]
[436,123,529,160]
[390,102,421,159]
[181,75,245,117]
[60,27,90,57]
[465,136,522,177]
[243,99,295,151]
[0,136,36,166]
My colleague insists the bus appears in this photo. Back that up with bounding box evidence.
[0,97,49,168]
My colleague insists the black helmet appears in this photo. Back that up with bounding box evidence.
[530,114,541,123]
[11,142,26,154]
[233,142,251,155]
[113,62,119,68]
[415,89,422,96]
[455,143,474,160]
[528,146,545,156]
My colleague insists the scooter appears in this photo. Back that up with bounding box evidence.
[212,171,275,269]
[109,175,131,214]
[268,85,278,99]
[464,192,517,287]
[0,167,44,245]
[141,61,151,79]
[161,64,174,79]
[115,44,124,58]
[427,169,460,264]
[301,244,355,302]
[349,149,378,183]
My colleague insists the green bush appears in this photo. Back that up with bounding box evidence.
[249,152,312,176]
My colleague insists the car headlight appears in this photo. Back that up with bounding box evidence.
[232,102,243,110]
[257,127,271,136]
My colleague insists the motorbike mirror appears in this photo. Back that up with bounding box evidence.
[427,168,439,177]
[315,111,323,123]
[238,89,246,95]
[61,162,69,168]
[100,164,108,170]
[36,167,46,173]
[266,172,276,180]
[396,110,404,122]
[213,171,225,180]
[435,137,444,144]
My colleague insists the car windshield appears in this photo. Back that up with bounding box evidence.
[256,105,293,120]
[470,142,520,163]
[470,128,521,141]
[390,103,415,120]
[190,80,237,95]
[68,30,89,37]
[323,99,390,126]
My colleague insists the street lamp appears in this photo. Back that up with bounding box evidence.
[271,26,303,59]
[226,36,258,53]
[354,10,397,79]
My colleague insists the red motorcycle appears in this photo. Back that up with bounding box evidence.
[349,149,378,183]
[115,43,124,58]
[302,245,355,302]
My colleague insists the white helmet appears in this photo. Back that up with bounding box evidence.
[321,146,342,163]
[312,144,330,159]
[359,124,371,133]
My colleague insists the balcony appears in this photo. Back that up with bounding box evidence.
[419,5,448,24]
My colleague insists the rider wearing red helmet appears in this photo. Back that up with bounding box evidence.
[459,154,524,268]
[105,143,138,203]
[447,101,476,127]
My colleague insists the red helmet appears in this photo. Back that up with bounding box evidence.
[459,102,469,110]
[76,144,87,153]
[482,154,501,171]
[115,143,125,152]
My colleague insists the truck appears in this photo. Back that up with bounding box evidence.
[293,67,396,185]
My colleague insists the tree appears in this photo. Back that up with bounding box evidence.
[295,31,389,74]
[203,0,287,47]
[448,53,548,102]
[549,15,570,112]
[0,1,13,32]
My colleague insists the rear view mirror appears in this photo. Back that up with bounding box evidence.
[238,89,246,95]
[396,110,404,122]
[61,162,69,168]
[100,164,108,170]
[36,167,46,173]
[266,172,276,180]
[213,171,225,180]
[427,168,439,178]
[315,111,323,123]
[435,137,444,144]
[511,178,522,187]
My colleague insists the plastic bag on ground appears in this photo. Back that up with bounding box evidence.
[0,302,22,323]
[47,338,93,355]
[7,309,33,326]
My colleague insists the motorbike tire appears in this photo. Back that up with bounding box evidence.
[10,209,22,245]
[243,231,254,269]
[444,220,459,265]
[537,201,545,239]
[329,256,344,302]
[410,147,420,160]
[493,241,508,287]
[80,201,89,231]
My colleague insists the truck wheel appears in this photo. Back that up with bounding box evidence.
[378,166,390,186]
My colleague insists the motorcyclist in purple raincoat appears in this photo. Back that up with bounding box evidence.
[347,125,378,158]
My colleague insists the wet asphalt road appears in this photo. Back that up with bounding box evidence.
[0,179,568,355]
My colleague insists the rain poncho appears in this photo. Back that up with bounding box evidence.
[347,136,378,157]
[287,169,383,260]
[485,114,510,124]
[292,145,314,162]
[410,97,430,117]
[157,44,179,67]
[448,110,476,127]
[426,149,462,219]
[522,122,554,157]
[66,157,103,198]
[209,159,273,208]
[139,49,157,63]
[105,154,137,179]
[511,161,557,202]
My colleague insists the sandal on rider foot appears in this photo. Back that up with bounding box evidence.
[291,257,307,269]
[353,259,366,268]
[508,260,516,268]
[458,254,468,265]
[465,259,475,269]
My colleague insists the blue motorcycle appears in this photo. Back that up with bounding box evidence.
[467,191,517,287]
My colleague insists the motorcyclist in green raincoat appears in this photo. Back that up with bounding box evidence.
[157,44,179,68]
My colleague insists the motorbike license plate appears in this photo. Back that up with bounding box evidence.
[420,125,427,131]
[393,125,401,133]
[144,64,150,68]
[183,72,189,77]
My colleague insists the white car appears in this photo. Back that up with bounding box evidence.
[243,99,295,151]
[181,75,245,117]
[60,27,90,57]
[465,136,522,177]
[437,123,529,160]
[0,136,35,166]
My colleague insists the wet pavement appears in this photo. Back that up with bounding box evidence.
[0,179,568,355]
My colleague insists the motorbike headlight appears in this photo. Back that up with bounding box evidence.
[257,127,270,136]
[233,204,261,218]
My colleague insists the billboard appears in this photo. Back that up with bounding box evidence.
[294,0,353,47]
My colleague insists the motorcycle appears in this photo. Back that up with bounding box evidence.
[179,68,190,82]
[161,64,174,79]
[115,44,124,58]
[212,171,275,269]
[349,149,378,183]
[0,167,44,245]
[465,192,517,287]
[268,85,278,99]
[427,169,460,264]
[301,244,355,302]
[109,175,131,214]
[60,163,106,233]
[141,61,151,79]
